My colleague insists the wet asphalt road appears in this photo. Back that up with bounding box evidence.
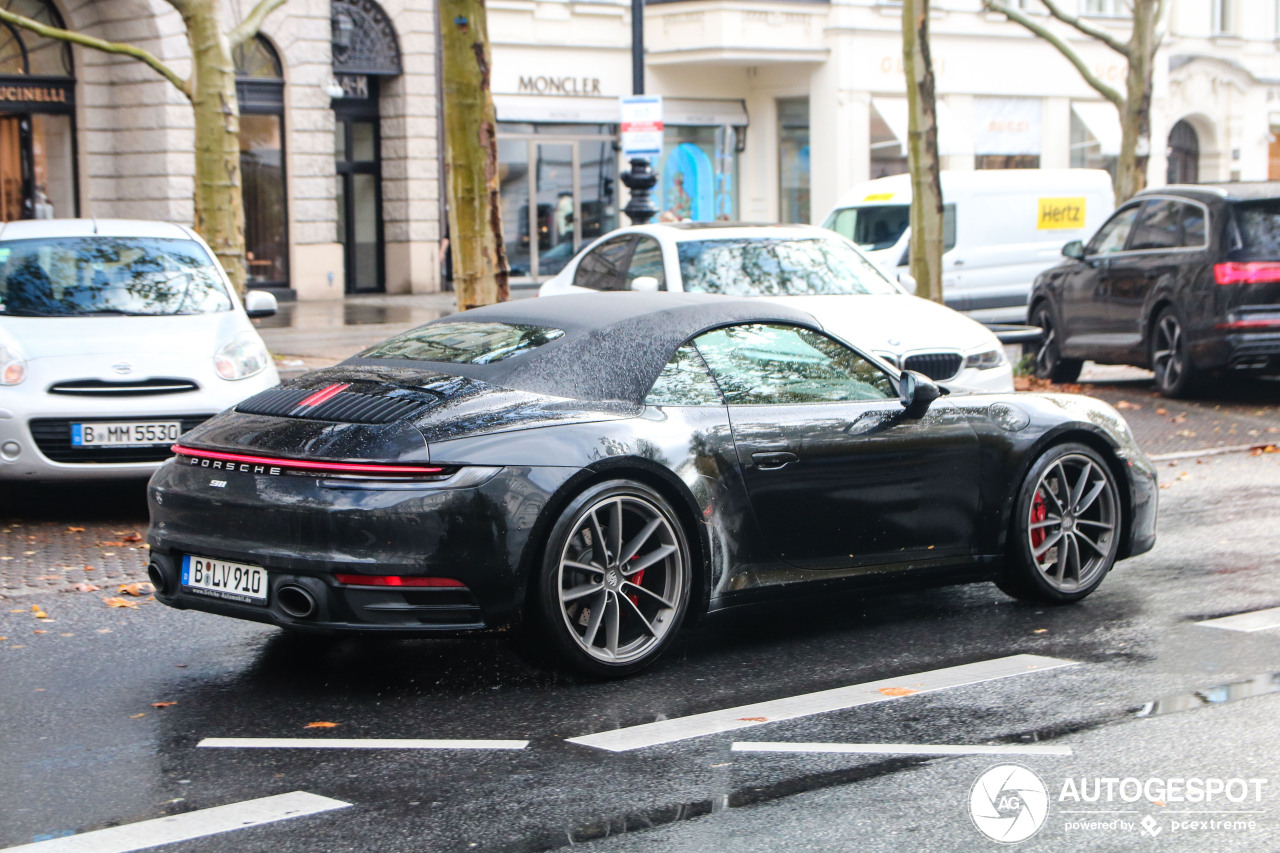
[2,447,1279,852]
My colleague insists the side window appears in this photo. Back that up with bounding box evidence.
[626,236,667,290]
[692,324,895,405]
[943,203,957,252]
[646,343,723,406]
[1128,200,1183,251]
[1177,201,1207,248]
[573,236,634,291]
[1086,205,1141,255]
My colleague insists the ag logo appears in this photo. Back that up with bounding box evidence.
[969,764,1049,843]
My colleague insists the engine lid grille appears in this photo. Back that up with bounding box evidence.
[236,383,436,425]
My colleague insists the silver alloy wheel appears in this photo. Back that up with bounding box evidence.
[1152,312,1185,391]
[556,494,684,665]
[1025,452,1118,592]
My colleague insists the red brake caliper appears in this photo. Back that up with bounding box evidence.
[628,555,645,606]
[1030,492,1048,549]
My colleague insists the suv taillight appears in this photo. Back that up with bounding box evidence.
[1214,262,1280,285]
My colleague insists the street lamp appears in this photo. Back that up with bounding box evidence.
[619,0,658,225]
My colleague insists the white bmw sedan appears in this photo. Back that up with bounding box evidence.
[0,219,280,481]
[539,223,1013,394]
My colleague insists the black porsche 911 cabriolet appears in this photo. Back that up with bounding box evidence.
[147,292,1157,676]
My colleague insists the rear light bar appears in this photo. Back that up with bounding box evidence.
[1215,319,1280,330]
[1215,262,1280,285]
[171,445,446,477]
[334,574,466,588]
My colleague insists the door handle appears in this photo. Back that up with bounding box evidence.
[752,451,798,471]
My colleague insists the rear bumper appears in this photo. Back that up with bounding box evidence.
[147,458,577,633]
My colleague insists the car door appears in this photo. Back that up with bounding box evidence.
[1108,198,1208,357]
[1059,203,1142,357]
[692,323,982,575]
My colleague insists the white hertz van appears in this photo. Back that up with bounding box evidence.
[821,169,1114,324]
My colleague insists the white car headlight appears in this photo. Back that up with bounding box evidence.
[214,332,270,381]
[963,347,1007,371]
[0,340,25,385]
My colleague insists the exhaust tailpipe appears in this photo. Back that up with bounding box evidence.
[277,584,317,619]
[147,562,170,595]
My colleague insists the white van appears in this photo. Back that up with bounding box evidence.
[821,169,1114,324]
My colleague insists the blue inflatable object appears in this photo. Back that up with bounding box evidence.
[662,144,714,221]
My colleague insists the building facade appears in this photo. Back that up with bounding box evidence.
[489,0,1280,283]
[3,1,1280,295]
[0,0,441,300]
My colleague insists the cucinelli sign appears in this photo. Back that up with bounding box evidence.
[0,82,72,106]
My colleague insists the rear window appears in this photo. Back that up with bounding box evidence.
[676,237,898,297]
[358,321,564,364]
[1231,201,1280,256]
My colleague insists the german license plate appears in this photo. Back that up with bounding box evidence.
[181,555,268,604]
[71,420,181,447]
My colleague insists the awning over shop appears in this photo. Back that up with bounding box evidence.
[493,95,749,128]
[1071,101,1122,156]
[870,97,967,157]
[973,97,1042,155]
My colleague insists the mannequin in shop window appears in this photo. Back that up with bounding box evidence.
[33,186,54,219]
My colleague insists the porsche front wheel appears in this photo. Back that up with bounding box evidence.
[999,443,1121,604]
[535,480,691,678]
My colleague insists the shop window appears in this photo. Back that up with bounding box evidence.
[660,126,740,222]
[778,99,810,224]
[1070,103,1118,186]
[235,36,288,289]
[869,101,908,179]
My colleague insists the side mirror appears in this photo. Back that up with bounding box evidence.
[895,271,918,295]
[631,275,661,293]
[244,290,278,318]
[1062,240,1085,261]
[899,370,941,419]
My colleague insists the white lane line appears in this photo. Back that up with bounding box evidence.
[567,654,1076,752]
[0,791,349,853]
[731,742,1073,756]
[198,738,528,750]
[1196,606,1280,633]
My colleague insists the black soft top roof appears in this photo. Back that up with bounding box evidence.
[345,292,823,404]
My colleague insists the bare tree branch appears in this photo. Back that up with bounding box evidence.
[228,0,289,48]
[1037,0,1131,56]
[0,8,191,99]
[984,1,1125,108]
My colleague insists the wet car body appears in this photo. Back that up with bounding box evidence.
[147,293,1157,673]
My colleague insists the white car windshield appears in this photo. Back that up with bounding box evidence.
[676,237,899,297]
[0,236,233,317]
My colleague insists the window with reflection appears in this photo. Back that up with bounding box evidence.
[235,36,288,288]
[693,324,895,405]
[1087,205,1141,255]
[677,237,898,297]
[646,344,722,406]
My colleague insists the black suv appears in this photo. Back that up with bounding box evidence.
[1027,182,1280,396]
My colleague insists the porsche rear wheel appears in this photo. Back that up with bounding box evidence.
[998,443,1121,604]
[535,480,691,677]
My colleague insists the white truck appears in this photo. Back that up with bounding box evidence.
[821,169,1115,325]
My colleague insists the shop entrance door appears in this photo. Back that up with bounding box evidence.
[0,115,28,221]
[334,90,383,294]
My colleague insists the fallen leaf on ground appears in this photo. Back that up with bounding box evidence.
[23,550,36,555]
[71,583,100,592]
[97,541,128,548]
[1171,414,1187,423]
[1115,400,1141,410]
[151,701,177,708]
[32,606,48,619]
[102,597,138,609]
[304,721,339,729]
[83,566,94,572]
[1175,430,1196,438]
[66,526,84,533]
[131,713,146,719]
[1156,408,1169,415]
[878,687,918,697]
[1033,628,1048,634]
[738,717,769,722]
[114,531,143,542]
[1250,444,1278,455]
[118,582,155,597]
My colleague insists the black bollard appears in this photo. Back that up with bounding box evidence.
[620,157,659,226]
